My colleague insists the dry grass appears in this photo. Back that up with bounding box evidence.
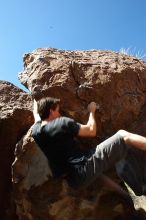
[119,47,146,60]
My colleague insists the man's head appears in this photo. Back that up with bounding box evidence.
[37,97,60,120]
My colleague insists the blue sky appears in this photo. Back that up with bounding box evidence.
[0,0,146,91]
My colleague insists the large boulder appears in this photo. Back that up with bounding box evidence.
[0,81,33,219]
[19,48,146,140]
[12,48,146,219]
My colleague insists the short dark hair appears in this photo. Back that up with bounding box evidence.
[37,97,60,120]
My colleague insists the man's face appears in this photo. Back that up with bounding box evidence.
[50,104,60,119]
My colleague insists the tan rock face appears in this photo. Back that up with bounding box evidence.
[19,48,146,140]
[12,49,146,219]
[0,80,33,219]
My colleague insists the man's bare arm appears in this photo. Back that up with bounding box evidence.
[78,102,97,137]
[33,99,41,123]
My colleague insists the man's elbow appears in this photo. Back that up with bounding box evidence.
[78,124,96,137]
[90,129,96,137]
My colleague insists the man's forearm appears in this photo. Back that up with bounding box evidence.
[87,112,96,136]
[78,102,97,137]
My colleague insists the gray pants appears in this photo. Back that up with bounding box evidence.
[68,131,146,196]
[116,146,146,196]
[68,132,128,188]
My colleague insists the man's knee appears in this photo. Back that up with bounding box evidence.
[117,129,130,143]
[117,129,128,137]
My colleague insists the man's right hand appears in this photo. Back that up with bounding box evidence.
[88,102,97,113]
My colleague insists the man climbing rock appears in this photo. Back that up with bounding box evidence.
[32,97,146,196]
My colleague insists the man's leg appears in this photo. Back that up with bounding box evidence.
[99,174,129,197]
[84,131,129,182]
[68,130,146,189]
[88,129,146,178]
[85,130,146,192]
[68,131,129,188]
[118,129,146,151]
